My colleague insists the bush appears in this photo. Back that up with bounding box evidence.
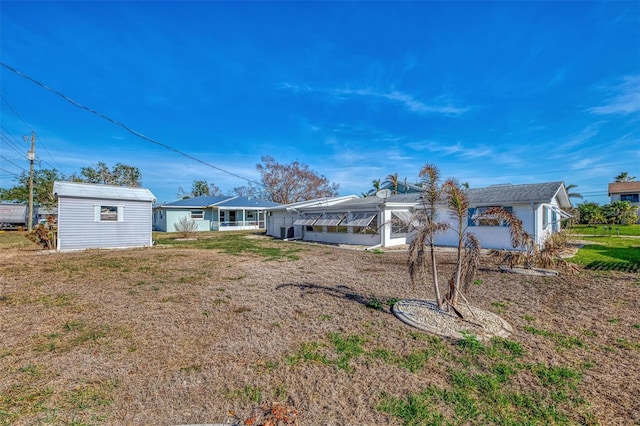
[174,216,199,238]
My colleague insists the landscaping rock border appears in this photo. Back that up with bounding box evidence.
[392,299,513,341]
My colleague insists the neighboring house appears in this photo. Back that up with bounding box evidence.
[153,195,280,232]
[608,181,640,223]
[266,181,572,250]
[54,181,156,251]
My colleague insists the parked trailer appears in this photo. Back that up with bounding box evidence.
[0,203,32,230]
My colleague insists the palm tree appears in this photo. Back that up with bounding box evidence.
[408,164,447,310]
[371,178,382,194]
[565,184,583,200]
[615,172,636,182]
[443,178,472,307]
[384,173,400,194]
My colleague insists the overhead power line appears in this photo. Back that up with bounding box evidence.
[0,167,21,177]
[1,62,262,187]
[0,154,27,172]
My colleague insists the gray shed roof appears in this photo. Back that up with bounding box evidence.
[53,181,156,202]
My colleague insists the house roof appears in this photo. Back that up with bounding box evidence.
[158,195,233,207]
[290,182,570,213]
[156,195,279,209]
[268,195,359,211]
[608,181,640,195]
[53,181,156,202]
[466,182,570,207]
[215,196,280,209]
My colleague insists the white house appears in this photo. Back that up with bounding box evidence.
[266,195,360,239]
[153,195,280,232]
[266,182,572,250]
[54,181,156,251]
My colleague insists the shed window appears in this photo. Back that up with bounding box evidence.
[101,206,118,221]
[621,194,639,203]
[190,210,204,220]
[94,205,123,222]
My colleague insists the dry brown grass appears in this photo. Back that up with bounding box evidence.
[1,231,639,425]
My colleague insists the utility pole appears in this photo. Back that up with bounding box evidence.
[24,131,35,231]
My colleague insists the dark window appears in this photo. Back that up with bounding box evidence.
[621,194,639,203]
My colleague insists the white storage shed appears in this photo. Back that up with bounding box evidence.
[53,181,156,251]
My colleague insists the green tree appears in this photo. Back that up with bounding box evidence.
[577,202,605,224]
[602,201,638,225]
[256,156,339,204]
[384,173,400,194]
[177,180,222,199]
[367,178,382,196]
[0,168,64,208]
[71,162,141,186]
[614,172,636,182]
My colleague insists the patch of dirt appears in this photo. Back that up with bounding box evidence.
[1,238,639,425]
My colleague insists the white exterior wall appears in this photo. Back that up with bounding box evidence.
[302,229,380,246]
[428,205,538,250]
[381,210,413,247]
[266,211,301,239]
[57,196,153,251]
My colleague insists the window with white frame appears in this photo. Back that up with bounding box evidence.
[190,210,204,220]
[467,206,512,227]
[94,205,123,222]
[391,211,412,235]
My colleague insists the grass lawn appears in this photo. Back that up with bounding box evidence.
[568,223,640,237]
[565,226,640,272]
[1,230,639,425]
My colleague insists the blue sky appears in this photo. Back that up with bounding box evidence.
[1,1,638,204]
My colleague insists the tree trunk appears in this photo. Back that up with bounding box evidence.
[430,243,443,309]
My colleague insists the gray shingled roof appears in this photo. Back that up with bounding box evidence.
[292,182,568,212]
[466,182,566,206]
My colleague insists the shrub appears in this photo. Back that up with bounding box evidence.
[174,216,199,238]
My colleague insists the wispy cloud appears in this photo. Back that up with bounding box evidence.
[588,75,640,115]
[279,83,469,116]
[412,140,494,159]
